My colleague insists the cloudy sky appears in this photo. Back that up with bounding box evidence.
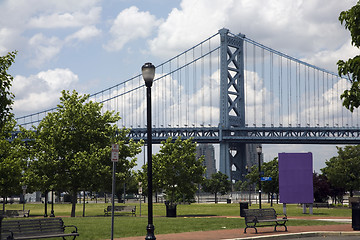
[1,0,358,172]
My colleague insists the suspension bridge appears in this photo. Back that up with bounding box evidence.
[14,28,360,181]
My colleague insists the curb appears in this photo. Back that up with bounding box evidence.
[223,231,360,240]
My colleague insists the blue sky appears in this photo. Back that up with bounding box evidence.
[1,0,358,172]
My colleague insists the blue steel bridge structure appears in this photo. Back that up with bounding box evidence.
[15,28,360,182]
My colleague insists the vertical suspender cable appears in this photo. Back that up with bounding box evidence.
[178,56,181,126]
[289,60,292,125]
[306,66,308,125]
[209,39,212,126]
[296,63,298,125]
[201,43,205,125]
[317,70,320,126]
[253,44,256,125]
[331,74,334,127]
[261,48,265,125]
[307,66,310,125]
[218,48,221,126]
[298,63,301,126]
[279,56,282,126]
[313,69,316,125]
[170,60,172,127]
[244,41,248,126]
[193,48,197,126]
[185,52,189,127]
[270,52,274,125]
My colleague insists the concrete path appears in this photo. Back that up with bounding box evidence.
[115,217,360,240]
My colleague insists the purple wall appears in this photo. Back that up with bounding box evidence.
[278,152,313,204]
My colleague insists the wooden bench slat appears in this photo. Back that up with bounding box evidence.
[104,205,136,216]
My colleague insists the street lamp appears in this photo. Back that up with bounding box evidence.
[256,145,262,209]
[142,62,156,240]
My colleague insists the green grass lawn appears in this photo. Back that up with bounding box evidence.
[1,202,352,240]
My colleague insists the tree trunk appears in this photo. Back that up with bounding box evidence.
[270,193,273,207]
[2,197,5,211]
[44,191,48,217]
[350,190,354,197]
[71,191,77,217]
[82,190,86,217]
[215,192,218,204]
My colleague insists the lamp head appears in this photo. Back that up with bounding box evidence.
[142,62,155,87]
[256,145,262,154]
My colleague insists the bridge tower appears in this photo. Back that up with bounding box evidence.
[219,28,248,182]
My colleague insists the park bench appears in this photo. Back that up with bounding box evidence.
[306,202,330,208]
[5,210,30,218]
[243,208,288,234]
[0,210,30,218]
[104,205,136,217]
[1,217,79,240]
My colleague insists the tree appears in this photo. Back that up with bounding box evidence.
[202,172,231,203]
[313,172,330,203]
[0,121,29,211]
[337,1,360,111]
[147,137,205,207]
[0,51,29,211]
[0,51,17,130]
[245,158,279,206]
[322,145,360,197]
[261,158,279,206]
[30,90,142,217]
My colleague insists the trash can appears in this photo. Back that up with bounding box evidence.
[352,202,360,230]
[227,199,231,204]
[165,201,177,217]
[239,202,249,217]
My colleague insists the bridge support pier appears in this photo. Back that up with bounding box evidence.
[218,28,248,182]
[220,142,247,182]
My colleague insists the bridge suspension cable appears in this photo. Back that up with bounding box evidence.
[16,29,359,132]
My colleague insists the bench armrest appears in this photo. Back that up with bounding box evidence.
[64,224,78,233]
[276,213,287,219]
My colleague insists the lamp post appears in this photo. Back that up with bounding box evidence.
[50,190,55,217]
[256,145,262,209]
[142,62,156,240]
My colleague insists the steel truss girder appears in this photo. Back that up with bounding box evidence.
[10,127,360,144]
[127,127,360,144]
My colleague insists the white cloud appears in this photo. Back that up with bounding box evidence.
[28,34,63,68]
[149,0,233,58]
[0,28,23,55]
[104,6,162,52]
[149,0,358,68]
[66,26,102,42]
[301,39,359,73]
[27,7,101,29]
[13,68,79,115]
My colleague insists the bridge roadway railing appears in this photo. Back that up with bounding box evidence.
[128,126,360,144]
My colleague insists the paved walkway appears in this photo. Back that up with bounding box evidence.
[116,217,360,240]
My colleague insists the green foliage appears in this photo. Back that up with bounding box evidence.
[202,172,231,203]
[337,1,360,111]
[0,51,17,130]
[313,172,330,203]
[26,90,142,216]
[261,158,279,195]
[0,51,32,209]
[142,137,205,205]
[322,145,360,197]
[246,157,279,195]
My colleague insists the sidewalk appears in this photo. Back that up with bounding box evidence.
[116,217,360,240]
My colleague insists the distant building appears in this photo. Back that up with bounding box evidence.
[239,144,263,182]
[196,144,216,179]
